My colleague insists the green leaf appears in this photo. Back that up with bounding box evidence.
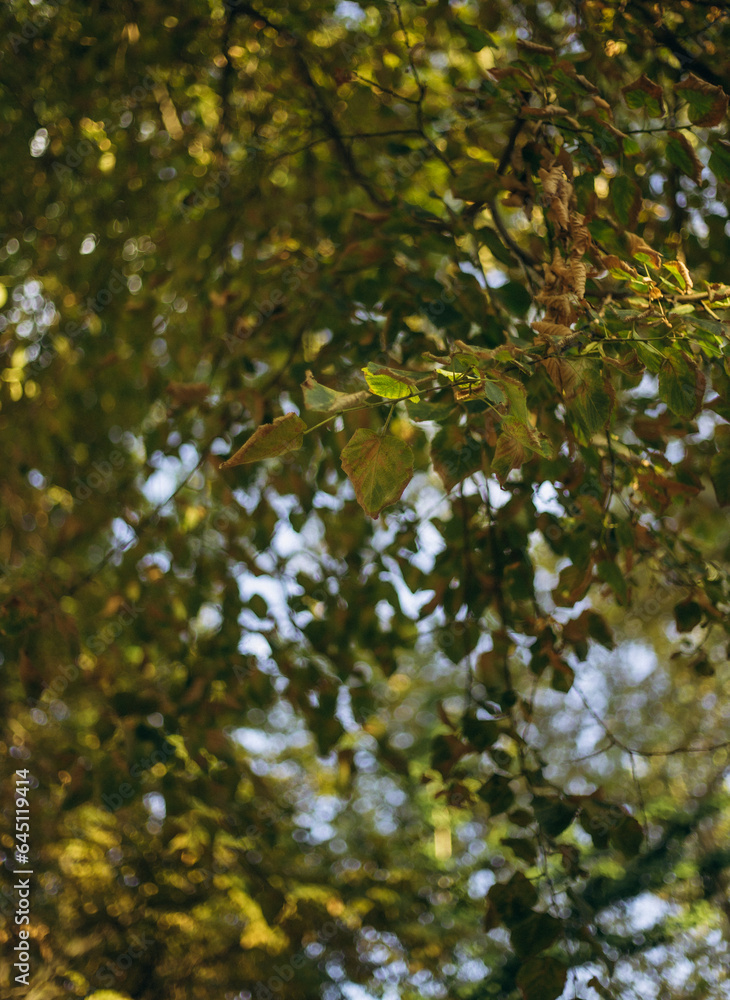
[658,352,705,418]
[406,398,454,422]
[676,73,729,127]
[220,412,306,468]
[492,431,526,484]
[494,280,532,317]
[553,562,593,607]
[533,796,577,837]
[710,449,730,506]
[622,74,665,117]
[495,373,530,424]
[362,361,420,401]
[666,132,703,185]
[499,417,551,457]
[663,260,692,291]
[454,16,494,51]
[478,773,515,815]
[452,161,499,202]
[634,340,665,373]
[516,957,568,1000]
[709,139,730,183]
[597,560,628,604]
[340,429,414,518]
[301,371,369,412]
[568,362,613,436]
[611,174,641,228]
[483,379,506,405]
[480,226,515,266]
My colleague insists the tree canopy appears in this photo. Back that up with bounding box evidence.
[2,1,730,999]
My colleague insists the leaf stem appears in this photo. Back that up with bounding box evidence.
[381,403,396,436]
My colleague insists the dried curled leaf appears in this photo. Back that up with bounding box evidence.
[627,233,662,268]
[570,216,592,256]
[539,164,572,231]
[569,257,587,299]
[532,321,573,340]
[600,254,639,279]
[517,39,555,56]
[521,105,570,118]
[574,73,598,94]
[536,293,577,326]
[664,259,693,291]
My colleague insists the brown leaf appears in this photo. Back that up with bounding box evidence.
[520,105,570,118]
[569,257,587,299]
[622,74,665,117]
[574,73,598,94]
[539,165,569,200]
[571,216,591,255]
[672,259,693,291]
[677,73,729,127]
[517,39,555,56]
[547,247,570,280]
[535,292,577,326]
[542,356,580,396]
[532,321,573,340]
[600,254,639,278]
[167,382,210,406]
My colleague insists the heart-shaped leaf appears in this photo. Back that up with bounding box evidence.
[341,429,413,518]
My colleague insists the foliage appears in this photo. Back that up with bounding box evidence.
[2,1,730,999]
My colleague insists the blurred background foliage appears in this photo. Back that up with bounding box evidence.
[1,1,730,999]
